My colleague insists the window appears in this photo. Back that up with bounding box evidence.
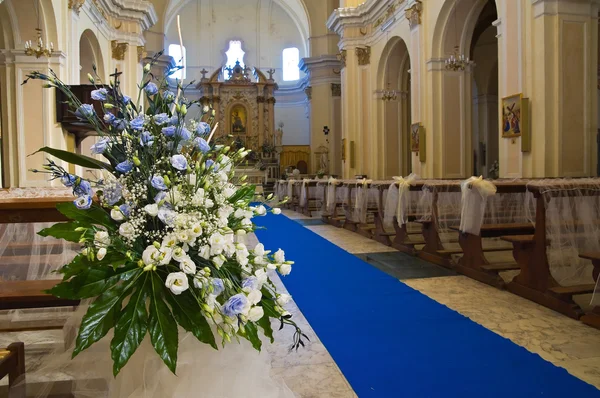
[168,44,186,80]
[225,40,245,79]
[282,47,300,81]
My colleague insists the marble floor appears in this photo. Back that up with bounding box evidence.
[2,209,600,397]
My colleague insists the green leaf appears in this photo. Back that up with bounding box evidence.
[228,185,256,205]
[38,222,88,243]
[73,269,142,358]
[58,252,127,280]
[110,273,150,376]
[242,322,262,351]
[256,312,274,344]
[149,273,178,374]
[50,267,139,300]
[33,146,113,171]
[165,290,217,350]
[56,203,116,230]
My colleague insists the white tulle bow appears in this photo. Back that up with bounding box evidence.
[392,174,418,226]
[459,176,497,235]
[326,178,341,210]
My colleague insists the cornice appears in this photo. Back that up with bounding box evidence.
[327,0,409,36]
[93,0,158,31]
[299,55,341,73]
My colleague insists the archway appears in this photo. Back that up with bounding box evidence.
[470,1,498,177]
[379,37,412,178]
[431,0,499,178]
[79,29,105,83]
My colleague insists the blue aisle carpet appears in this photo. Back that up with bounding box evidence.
[254,213,600,398]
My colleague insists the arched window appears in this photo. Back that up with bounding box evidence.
[282,47,300,81]
[225,40,245,79]
[168,44,186,80]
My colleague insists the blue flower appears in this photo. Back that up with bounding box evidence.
[194,137,210,153]
[90,137,109,155]
[140,131,154,147]
[119,203,131,217]
[74,180,93,197]
[144,82,158,96]
[103,113,116,124]
[151,176,168,190]
[241,277,259,291]
[116,160,133,174]
[205,159,217,170]
[162,126,176,137]
[212,278,225,296]
[154,191,167,203]
[103,183,123,206]
[130,115,145,131]
[196,122,211,136]
[74,195,92,210]
[177,127,192,141]
[75,104,94,120]
[222,294,248,317]
[122,95,131,104]
[153,113,169,126]
[170,154,188,171]
[168,115,179,126]
[163,91,175,102]
[91,88,108,101]
[113,119,127,131]
[158,206,176,225]
[61,174,77,187]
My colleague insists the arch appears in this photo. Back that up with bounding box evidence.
[378,37,412,178]
[79,29,106,82]
[162,0,310,57]
[7,0,58,51]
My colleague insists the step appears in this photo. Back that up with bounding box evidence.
[480,263,521,272]
[548,284,596,296]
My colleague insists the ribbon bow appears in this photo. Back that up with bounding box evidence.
[392,174,417,226]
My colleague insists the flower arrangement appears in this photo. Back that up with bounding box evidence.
[489,160,499,180]
[316,169,325,179]
[24,54,305,376]
[261,143,276,155]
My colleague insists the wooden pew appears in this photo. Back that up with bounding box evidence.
[577,252,600,329]
[501,182,598,319]
[452,181,533,288]
[0,196,80,317]
[0,342,26,398]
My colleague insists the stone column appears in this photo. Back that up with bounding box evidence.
[526,0,599,177]
[257,91,265,147]
[300,56,342,174]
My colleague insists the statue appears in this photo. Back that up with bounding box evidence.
[274,122,284,147]
[319,152,328,173]
[267,69,275,81]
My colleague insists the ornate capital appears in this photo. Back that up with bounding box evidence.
[267,97,277,104]
[305,86,312,101]
[374,2,398,29]
[406,1,422,29]
[137,46,145,63]
[111,41,128,61]
[331,83,341,97]
[212,96,221,103]
[356,47,371,66]
[68,0,85,15]
[257,96,266,103]
[337,50,347,69]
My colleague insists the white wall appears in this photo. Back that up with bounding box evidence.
[164,0,307,86]
[275,103,310,145]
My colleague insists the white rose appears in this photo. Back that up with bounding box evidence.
[248,306,264,322]
[253,256,265,265]
[277,293,292,306]
[111,208,124,221]
[204,199,214,208]
[165,272,189,295]
[223,186,236,198]
[119,222,135,239]
[236,229,247,236]
[273,208,282,215]
[255,205,267,216]
[94,230,110,247]
[162,234,177,248]
[279,263,292,276]
[247,290,262,305]
[212,256,225,268]
[97,247,107,261]
[179,257,197,274]
[243,210,254,219]
[241,218,252,227]
[172,247,187,262]
[255,269,269,285]
[159,247,173,265]
[274,249,285,264]
[199,245,210,260]
[187,173,197,186]
[142,245,159,265]
[144,203,159,217]
[193,276,205,289]
[254,243,265,256]
[190,223,203,237]
[234,208,245,219]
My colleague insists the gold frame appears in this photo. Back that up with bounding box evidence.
[410,123,421,152]
[341,138,346,161]
[501,93,524,138]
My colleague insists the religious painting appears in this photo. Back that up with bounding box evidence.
[230,105,247,134]
[411,123,421,152]
[501,94,523,137]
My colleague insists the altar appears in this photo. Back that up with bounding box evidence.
[196,62,279,154]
